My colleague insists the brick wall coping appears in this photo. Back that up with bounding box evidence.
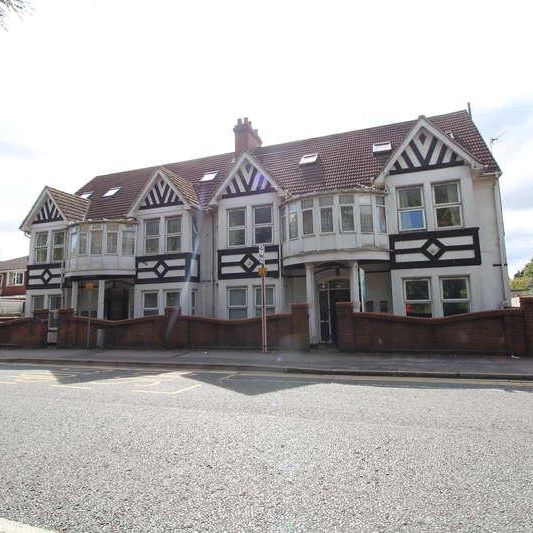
[0,317,35,328]
[336,301,522,324]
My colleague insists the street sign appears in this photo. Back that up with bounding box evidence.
[258,265,268,277]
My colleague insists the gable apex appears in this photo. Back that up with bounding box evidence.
[375,117,483,185]
[209,153,281,205]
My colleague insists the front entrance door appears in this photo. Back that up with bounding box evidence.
[318,279,350,343]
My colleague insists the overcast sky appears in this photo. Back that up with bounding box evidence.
[1,0,531,275]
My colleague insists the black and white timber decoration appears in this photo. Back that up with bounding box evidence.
[389,228,481,269]
[218,245,279,279]
[33,197,63,224]
[222,162,275,198]
[139,178,183,210]
[135,253,199,283]
[27,263,62,289]
[390,128,464,175]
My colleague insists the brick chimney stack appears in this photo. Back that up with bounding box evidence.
[233,117,262,157]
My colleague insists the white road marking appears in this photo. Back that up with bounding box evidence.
[134,383,202,396]
[51,385,91,390]
[0,516,56,533]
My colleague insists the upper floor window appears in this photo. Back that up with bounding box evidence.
[166,216,182,252]
[52,231,65,261]
[288,203,299,239]
[192,217,199,251]
[359,195,374,233]
[376,196,387,233]
[281,207,287,241]
[319,196,334,233]
[253,205,273,244]
[301,199,315,235]
[433,182,463,228]
[144,219,160,255]
[398,186,426,231]
[90,226,103,255]
[8,271,24,286]
[34,232,48,263]
[228,208,246,247]
[105,224,119,254]
[122,227,135,256]
[339,195,355,232]
[79,231,87,256]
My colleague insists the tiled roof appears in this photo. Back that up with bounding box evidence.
[0,256,28,271]
[66,109,498,219]
[47,187,89,221]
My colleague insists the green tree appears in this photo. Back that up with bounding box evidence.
[510,257,533,292]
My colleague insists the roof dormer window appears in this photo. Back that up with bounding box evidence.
[103,187,121,197]
[200,171,218,182]
[299,153,318,165]
[372,141,392,153]
[79,192,93,199]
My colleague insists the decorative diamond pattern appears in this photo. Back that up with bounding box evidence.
[421,239,445,260]
[419,132,427,145]
[239,253,259,273]
[153,260,169,279]
[40,268,52,285]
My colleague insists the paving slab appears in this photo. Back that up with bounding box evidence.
[0,347,531,380]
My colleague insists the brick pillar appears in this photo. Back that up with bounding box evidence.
[33,309,49,347]
[164,306,182,349]
[520,297,533,356]
[336,301,353,352]
[290,303,310,351]
[56,308,75,348]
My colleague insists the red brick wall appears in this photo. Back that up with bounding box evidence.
[56,304,310,351]
[336,301,530,356]
[0,312,47,347]
[0,271,26,297]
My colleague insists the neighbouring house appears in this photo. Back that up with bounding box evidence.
[19,110,510,344]
[0,256,28,317]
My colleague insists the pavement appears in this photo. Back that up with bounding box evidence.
[1,364,532,531]
[0,346,532,380]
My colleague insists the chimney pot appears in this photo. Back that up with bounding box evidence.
[233,117,262,157]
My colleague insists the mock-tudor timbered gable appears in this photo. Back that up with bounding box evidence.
[390,128,464,175]
[222,160,275,199]
[139,177,184,210]
[33,196,63,224]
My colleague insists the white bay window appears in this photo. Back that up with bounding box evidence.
[433,182,463,228]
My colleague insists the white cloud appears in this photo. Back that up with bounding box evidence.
[1,0,532,265]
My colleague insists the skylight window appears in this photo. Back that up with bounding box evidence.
[79,191,93,199]
[299,153,318,165]
[200,171,218,182]
[103,187,121,197]
[372,141,392,153]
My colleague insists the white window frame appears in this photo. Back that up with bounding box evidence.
[32,294,45,313]
[253,204,273,245]
[144,218,160,255]
[288,203,299,240]
[142,291,160,316]
[227,287,248,319]
[51,230,66,262]
[301,198,315,235]
[105,223,119,255]
[403,278,432,317]
[79,230,88,256]
[376,195,387,233]
[121,227,135,256]
[8,271,24,286]
[440,276,470,316]
[319,196,334,234]
[339,195,355,233]
[165,216,182,253]
[433,181,463,229]
[254,285,275,316]
[227,208,246,248]
[359,195,374,234]
[165,290,181,310]
[90,225,103,256]
[397,186,426,232]
[34,232,49,264]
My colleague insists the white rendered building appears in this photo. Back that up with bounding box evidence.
[20,111,510,344]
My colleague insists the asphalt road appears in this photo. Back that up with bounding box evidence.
[0,363,532,532]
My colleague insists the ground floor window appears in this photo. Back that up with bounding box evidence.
[254,286,275,316]
[190,290,198,315]
[228,287,247,319]
[165,291,180,309]
[143,292,159,316]
[32,295,45,313]
[441,277,470,316]
[404,278,432,317]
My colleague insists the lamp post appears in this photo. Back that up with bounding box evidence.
[258,244,267,352]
